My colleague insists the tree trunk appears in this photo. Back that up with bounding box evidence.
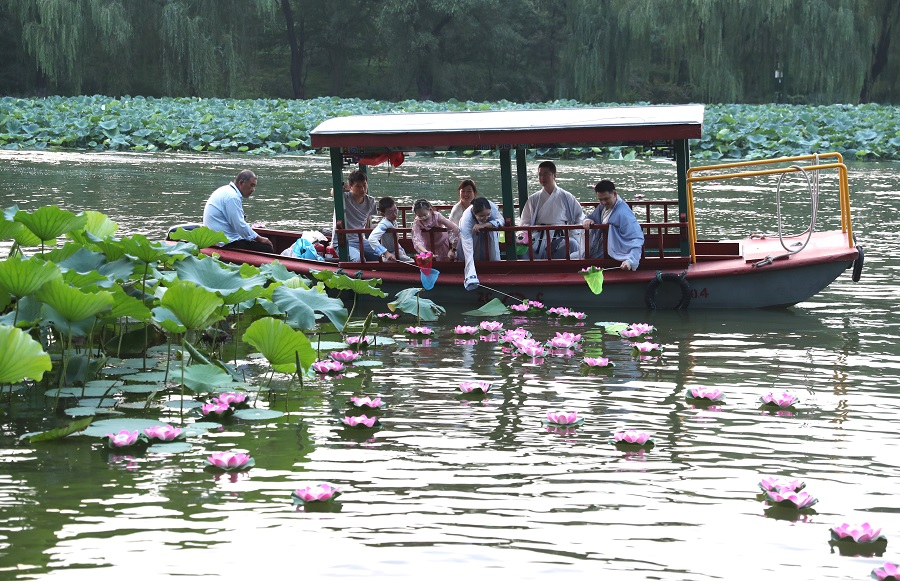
[280,0,304,99]
[860,2,899,103]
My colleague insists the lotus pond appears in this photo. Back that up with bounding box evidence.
[1,152,899,580]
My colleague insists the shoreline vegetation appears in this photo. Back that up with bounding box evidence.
[2,95,899,161]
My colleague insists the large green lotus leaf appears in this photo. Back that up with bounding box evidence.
[0,295,43,328]
[597,322,629,335]
[83,210,118,239]
[20,416,94,443]
[0,292,10,312]
[92,237,127,262]
[174,255,267,300]
[0,255,62,298]
[271,285,348,331]
[0,216,23,241]
[36,279,114,322]
[65,406,121,418]
[80,417,167,438]
[15,206,87,243]
[169,226,227,249]
[243,317,315,373]
[106,285,152,321]
[159,281,223,331]
[461,298,509,317]
[62,354,107,386]
[261,261,301,283]
[0,324,52,383]
[147,442,192,454]
[150,306,187,334]
[239,263,262,278]
[388,288,446,322]
[57,246,106,274]
[314,270,386,298]
[13,226,43,248]
[180,364,234,392]
[63,269,111,290]
[98,258,135,283]
[119,233,171,264]
[42,306,97,338]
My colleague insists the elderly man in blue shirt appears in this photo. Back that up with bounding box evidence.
[583,179,645,270]
[203,170,273,252]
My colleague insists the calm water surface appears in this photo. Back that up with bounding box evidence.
[0,152,898,580]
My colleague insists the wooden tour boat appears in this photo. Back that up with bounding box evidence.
[180,104,864,309]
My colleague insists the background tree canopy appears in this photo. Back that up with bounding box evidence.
[1,0,898,104]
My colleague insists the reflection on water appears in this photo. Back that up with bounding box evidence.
[1,152,899,579]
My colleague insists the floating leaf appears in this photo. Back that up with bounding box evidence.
[0,324,52,383]
[461,298,509,317]
[388,288,446,322]
[80,418,166,438]
[64,406,120,418]
[21,416,94,443]
[179,364,235,392]
[243,316,315,373]
[147,442,193,454]
[232,408,284,420]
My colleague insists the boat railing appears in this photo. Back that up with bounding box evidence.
[686,152,852,262]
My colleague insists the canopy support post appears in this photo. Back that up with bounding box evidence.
[674,138,691,257]
[330,147,348,261]
[500,147,517,261]
[516,146,528,209]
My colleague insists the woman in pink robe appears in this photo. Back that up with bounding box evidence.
[411,199,460,261]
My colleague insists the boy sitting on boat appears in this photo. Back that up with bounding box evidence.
[583,179,645,270]
[331,169,380,261]
[368,196,410,262]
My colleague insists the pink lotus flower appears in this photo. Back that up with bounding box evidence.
[831,522,884,543]
[215,392,248,407]
[613,430,652,445]
[547,336,577,349]
[206,451,254,471]
[759,476,805,493]
[764,489,818,509]
[687,387,725,401]
[518,343,546,357]
[547,306,571,316]
[500,328,531,343]
[350,396,383,409]
[480,320,503,333]
[546,411,579,425]
[620,323,655,338]
[312,360,345,374]
[342,414,379,428]
[454,325,478,335]
[405,326,433,335]
[872,562,900,581]
[459,381,492,394]
[376,312,399,319]
[583,357,612,368]
[415,251,433,261]
[761,391,798,408]
[563,311,586,320]
[509,302,530,312]
[632,341,661,353]
[554,331,583,343]
[526,300,544,309]
[143,425,182,442]
[201,400,231,417]
[106,430,140,447]
[513,337,541,350]
[330,350,360,363]
[345,335,374,348]
[292,483,342,503]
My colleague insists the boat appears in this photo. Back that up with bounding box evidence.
[181,104,864,309]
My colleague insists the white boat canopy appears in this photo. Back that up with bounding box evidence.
[310,104,704,151]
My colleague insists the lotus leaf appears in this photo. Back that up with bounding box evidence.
[65,406,120,418]
[14,206,87,244]
[0,295,43,327]
[159,281,224,331]
[313,270,387,298]
[168,226,227,249]
[0,255,62,298]
[179,364,235,392]
[20,416,94,443]
[232,408,284,420]
[106,285,152,321]
[387,288,446,322]
[147,442,193,454]
[243,316,315,373]
[0,209,24,241]
[0,324,52,383]
[36,278,114,323]
[461,298,509,317]
[119,233,174,264]
[271,285,348,330]
[150,306,187,334]
[174,255,267,302]
[80,418,167,438]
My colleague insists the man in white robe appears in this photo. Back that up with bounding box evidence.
[519,161,584,259]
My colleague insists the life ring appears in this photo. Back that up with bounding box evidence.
[852,245,864,282]
[645,271,691,310]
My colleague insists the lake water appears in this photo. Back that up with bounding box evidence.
[1,152,899,580]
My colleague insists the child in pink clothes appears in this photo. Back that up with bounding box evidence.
[411,199,460,261]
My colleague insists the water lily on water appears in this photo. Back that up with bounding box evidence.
[215,391,248,408]
[526,300,544,309]
[547,306,571,316]
[612,429,653,445]
[517,343,546,358]
[764,489,818,509]
[459,381,492,394]
[405,326,433,336]
[631,341,661,354]
[872,562,900,581]
[686,386,725,402]
[376,312,399,319]
[342,414,380,428]
[345,335,374,348]
[454,325,478,335]
[329,350,360,363]
[350,396,383,409]
[583,357,613,368]
[143,424,182,442]
[546,411,580,425]
[831,522,885,543]
[547,335,577,349]
[499,328,531,343]
[312,360,345,374]
[760,391,798,408]
[106,430,140,447]
[620,323,655,338]
[201,400,231,418]
[205,451,254,471]
[554,331,583,343]
[292,483,342,504]
[509,302,530,312]
[480,320,503,333]
[562,310,586,320]
[759,476,805,493]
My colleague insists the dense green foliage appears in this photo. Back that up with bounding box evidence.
[1,0,897,104]
[2,95,899,160]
